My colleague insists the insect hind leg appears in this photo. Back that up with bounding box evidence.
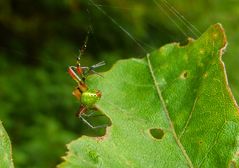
[79,115,108,129]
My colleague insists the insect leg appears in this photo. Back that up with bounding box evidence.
[81,61,105,72]
[68,66,82,83]
[80,116,108,129]
[89,61,105,77]
[76,106,87,118]
[82,111,95,117]
[80,61,105,78]
[90,69,104,77]
[90,61,106,69]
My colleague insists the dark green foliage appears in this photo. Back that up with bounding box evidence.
[0,0,238,167]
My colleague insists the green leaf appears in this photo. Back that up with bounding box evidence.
[0,121,14,168]
[59,24,239,168]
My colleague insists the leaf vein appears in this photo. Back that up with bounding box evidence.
[146,54,194,168]
[198,121,227,167]
[179,39,216,139]
[179,97,199,139]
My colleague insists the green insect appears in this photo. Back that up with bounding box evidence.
[68,55,106,128]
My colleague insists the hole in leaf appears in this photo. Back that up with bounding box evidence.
[149,128,164,140]
[229,160,236,168]
[180,70,189,79]
[78,107,112,137]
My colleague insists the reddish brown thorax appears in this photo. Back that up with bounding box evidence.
[72,88,81,100]
[78,82,88,92]
[72,81,89,100]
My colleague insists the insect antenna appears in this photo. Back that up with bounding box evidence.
[77,26,92,65]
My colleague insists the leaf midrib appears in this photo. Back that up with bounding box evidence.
[146,54,194,168]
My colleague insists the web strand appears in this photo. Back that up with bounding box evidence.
[159,0,201,38]
[153,0,189,38]
[88,0,201,54]
[79,28,90,59]
[87,0,149,54]
[87,4,131,10]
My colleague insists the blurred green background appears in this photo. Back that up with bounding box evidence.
[0,0,238,167]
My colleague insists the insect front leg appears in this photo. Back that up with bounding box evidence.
[68,66,83,83]
[82,111,95,117]
[81,107,104,117]
[77,106,108,129]
[76,105,87,118]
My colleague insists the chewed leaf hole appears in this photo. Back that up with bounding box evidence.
[229,160,236,168]
[79,108,112,137]
[149,128,164,140]
[180,70,189,79]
